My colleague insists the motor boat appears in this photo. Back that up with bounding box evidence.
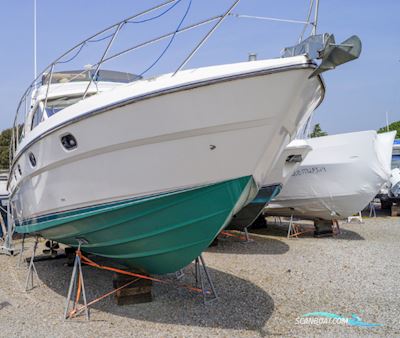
[265,131,396,221]
[378,139,400,207]
[228,139,312,229]
[7,1,360,274]
[0,173,8,237]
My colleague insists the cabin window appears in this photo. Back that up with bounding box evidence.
[29,152,37,167]
[45,106,64,117]
[31,105,44,130]
[30,96,84,130]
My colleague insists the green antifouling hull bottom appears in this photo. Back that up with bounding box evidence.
[16,176,253,274]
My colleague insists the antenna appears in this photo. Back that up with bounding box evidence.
[386,112,390,132]
[34,0,37,82]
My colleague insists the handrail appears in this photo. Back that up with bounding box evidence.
[43,63,55,110]
[32,15,223,92]
[11,0,180,128]
[38,0,178,84]
[11,0,318,165]
[96,15,223,70]
[82,22,123,100]
[173,0,241,75]
[10,0,187,162]
[11,0,233,160]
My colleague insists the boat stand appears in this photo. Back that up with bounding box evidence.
[369,202,377,218]
[175,269,185,280]
[287,214,294,239]
[274,216,282,226]
[347,212,363,224]
[64,242,89,320]
[0,210,7,244]
[243,226,252,242]
[194,255,218,304]
[25,236,39,291]
[287,215,314,238]
[0,206,15,256]
[18,234,27,267]
[332,220,341,235]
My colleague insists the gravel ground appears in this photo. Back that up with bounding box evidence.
[0,212,399,337]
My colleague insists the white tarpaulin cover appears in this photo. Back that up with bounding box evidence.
[264,139,312,187]
[390,168,400,197]
[266,130,396,220]
[0,174,8,199]
[228,139,312,229]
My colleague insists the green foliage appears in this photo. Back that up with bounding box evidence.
[377,121,400,138]
[309,123,328,138]
[0,128,12,170]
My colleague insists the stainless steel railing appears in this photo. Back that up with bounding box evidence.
[10,0,241,162]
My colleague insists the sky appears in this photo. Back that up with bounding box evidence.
[0,0,399,134]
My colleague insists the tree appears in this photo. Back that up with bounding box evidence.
[0,128,12,171]
[309,123,328,138]
[377,121,399,138]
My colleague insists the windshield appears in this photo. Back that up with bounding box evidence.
[42,70,141,85]
[31,96,84,130]
[44,96,83,117]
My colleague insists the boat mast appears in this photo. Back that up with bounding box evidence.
[34,0,37,84]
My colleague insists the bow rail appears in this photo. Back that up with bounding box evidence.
[10,0,241,163]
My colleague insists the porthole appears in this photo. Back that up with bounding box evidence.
[17,164,22,176]
[61,133,78,151]
[29,152,37,167]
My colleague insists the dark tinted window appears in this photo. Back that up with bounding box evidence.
[31,106,44,130]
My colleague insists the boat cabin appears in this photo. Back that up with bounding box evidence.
[28,69,141,132]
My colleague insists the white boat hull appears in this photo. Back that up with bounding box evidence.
[266,131,395,220]
[9,57,324,223]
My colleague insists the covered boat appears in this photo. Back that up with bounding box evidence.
[390,140,400,198]
[265,131,396,221]
[228,139,312,229]
[226,30,362,229]
[378,139,400,207]
[0,173,8,237]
